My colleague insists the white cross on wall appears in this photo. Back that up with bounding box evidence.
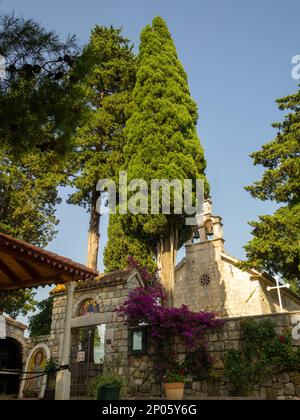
[267,278,291,312]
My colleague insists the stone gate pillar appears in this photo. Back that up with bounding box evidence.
[55,282,75,400]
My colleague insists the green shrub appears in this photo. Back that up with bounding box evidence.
[89,374,125,400]
[224,319,300,396]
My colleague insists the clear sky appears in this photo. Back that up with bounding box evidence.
[1,0,299,319]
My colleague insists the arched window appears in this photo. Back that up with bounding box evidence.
[78,299,100,317]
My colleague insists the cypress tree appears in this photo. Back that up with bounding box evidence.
[122,17,208,303]
[243,89,300,291]
[104,214,156,273]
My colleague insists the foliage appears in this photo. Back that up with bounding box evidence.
[89,374,124,399]
[0,13,79,246]
[104,214,157,274]
[183,348,212,380]
[0,13,84,316]
[44,358,60,374]
[28,297,54,337]
[120,16,209,252]
[163,355,187,383]
[117,284,221,381]
[0,148,69,246]
[66,24,136,268]
[242,88,300,289]
[0,289,37,318]
[117,284,223,348]
[67,25,135,210]
[224,319,300,396]
[127,256,158,285]
[0,12,81,154]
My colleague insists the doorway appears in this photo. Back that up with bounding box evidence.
[0,337,22,396]
[70,325,106,398]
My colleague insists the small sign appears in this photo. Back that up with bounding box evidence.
[133,330,143,351]
[130,328,147,355]
[0,315,6,339]
[77,351,85,362]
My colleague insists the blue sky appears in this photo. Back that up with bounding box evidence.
[1,0,299,317]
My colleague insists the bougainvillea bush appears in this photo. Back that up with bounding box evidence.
[117,284,223,348]
[117,282,224,379]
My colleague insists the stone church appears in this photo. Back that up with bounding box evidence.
[174,199,300,317]
[2,199,300,399]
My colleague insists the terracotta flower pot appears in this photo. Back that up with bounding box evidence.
[163,382,185,400]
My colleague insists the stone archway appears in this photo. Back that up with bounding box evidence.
[0,337,22,396]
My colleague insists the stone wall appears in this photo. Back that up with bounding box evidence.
[127,311,300,400]
[49,272,141,396]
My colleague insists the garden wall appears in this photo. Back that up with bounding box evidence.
[127,311,300,400]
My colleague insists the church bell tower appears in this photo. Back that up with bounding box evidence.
[192,198,224,245]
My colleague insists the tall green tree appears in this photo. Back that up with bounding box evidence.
[0,14,83,317]
[121,17,208,304]
[68,25,136,269]
[243,89,300,291]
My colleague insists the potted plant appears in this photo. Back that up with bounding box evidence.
[163,369,186,400]
[44,359,59,400]
[91,374,124,400]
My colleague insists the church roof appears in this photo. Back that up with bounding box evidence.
[0,232,98,291]
[51,266,140,294]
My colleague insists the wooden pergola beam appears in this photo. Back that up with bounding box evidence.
[0,258,22,284]
[14,258,40,280]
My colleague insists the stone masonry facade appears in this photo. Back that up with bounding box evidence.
[175,239,300,318]
[49,269,142,395]
[174,200,300,318]
[127,311,300,400]
[16,269,300,400]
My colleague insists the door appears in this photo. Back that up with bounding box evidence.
[0,337,22,396]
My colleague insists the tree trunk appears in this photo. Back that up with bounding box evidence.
[157,226,178,306]
[87,189,101,270]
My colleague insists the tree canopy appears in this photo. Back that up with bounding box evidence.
[68,25,136,269]
[243,89,300,290]
[104,214,156,273]
[0,13,81,155]
[123,17,208,245]
[0,13,83,316]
